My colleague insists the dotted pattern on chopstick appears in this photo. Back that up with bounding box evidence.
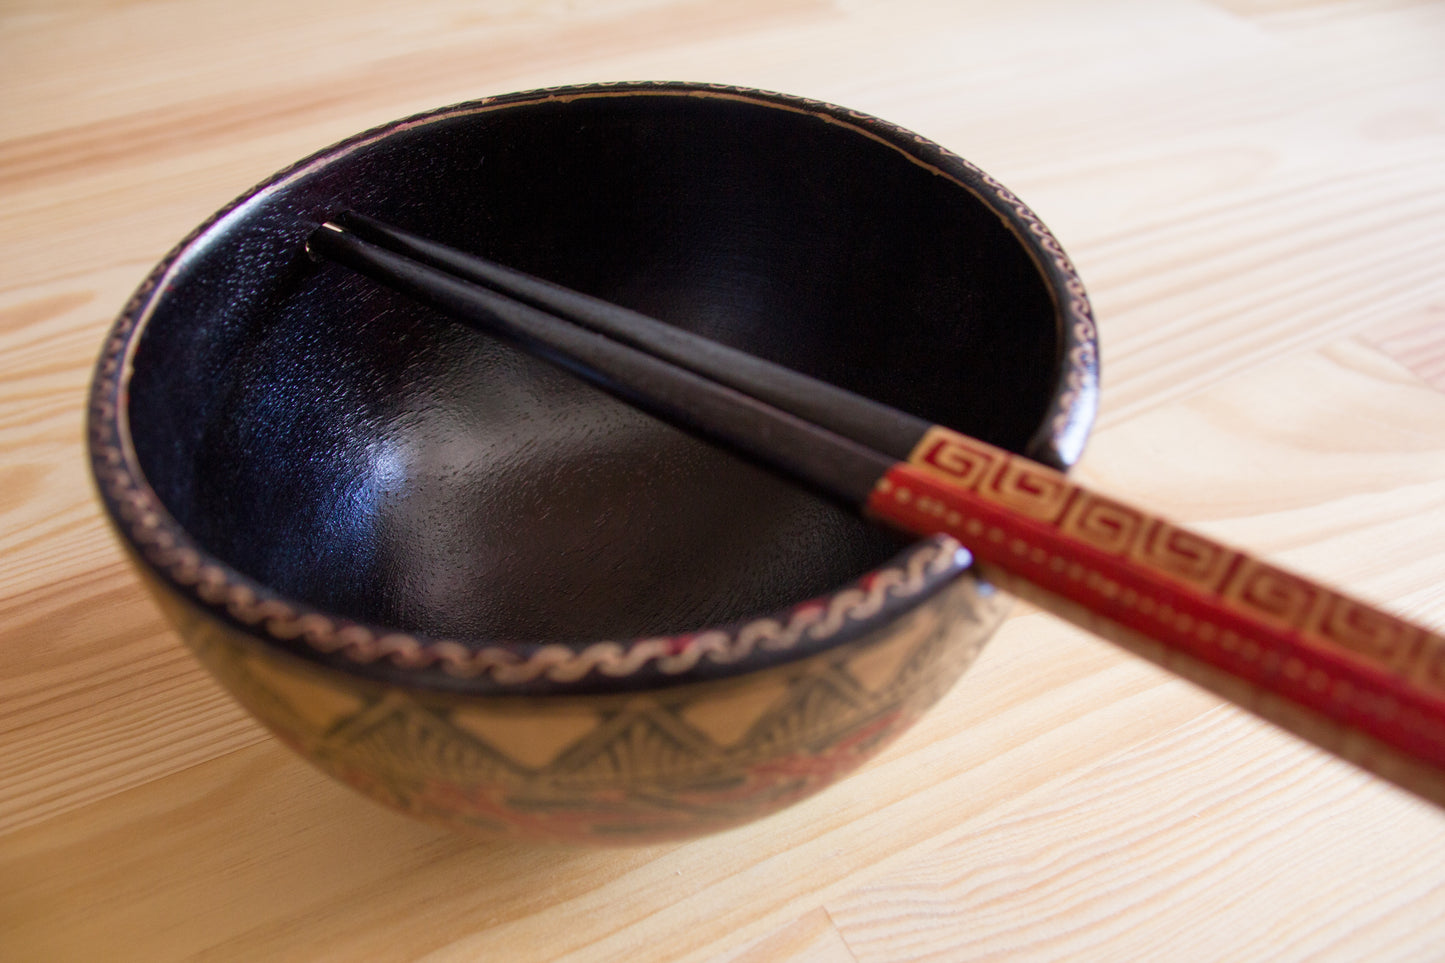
[868,426,1445,767]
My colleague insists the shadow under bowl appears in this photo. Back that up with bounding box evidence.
[88,82,1098,843]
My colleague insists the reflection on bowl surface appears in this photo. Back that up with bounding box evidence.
[89,82,1097,843]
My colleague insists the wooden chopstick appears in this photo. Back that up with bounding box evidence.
[307,214,1445,806]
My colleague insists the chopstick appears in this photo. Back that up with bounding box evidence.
[329,211,934,463]
[307,214,1445,806]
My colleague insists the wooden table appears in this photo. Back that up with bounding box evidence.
[4,1,1445,959]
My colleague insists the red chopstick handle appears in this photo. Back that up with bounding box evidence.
[867,426,1445,801]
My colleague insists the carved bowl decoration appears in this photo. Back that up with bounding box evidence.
[87,82,1098,844]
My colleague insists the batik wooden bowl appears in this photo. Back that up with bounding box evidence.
[87,82,1098,844]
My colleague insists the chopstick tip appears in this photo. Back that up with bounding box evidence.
[304,219,347,263]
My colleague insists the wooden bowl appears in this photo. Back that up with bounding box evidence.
[87,82,1098,843]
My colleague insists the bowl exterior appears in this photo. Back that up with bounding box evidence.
[138,546,1007,843]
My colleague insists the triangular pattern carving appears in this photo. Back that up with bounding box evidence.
[448,705,601,770]
[888,589,995,704]
[324,696,528,787]
[842,611,938,695]
[744,672,869,758]
[883,618,952,699]
[546,708,721,789]
[677,676,789,748]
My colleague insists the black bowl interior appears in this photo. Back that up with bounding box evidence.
[125,89,1064,643]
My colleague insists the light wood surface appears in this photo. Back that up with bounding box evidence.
[4,1,1445,960]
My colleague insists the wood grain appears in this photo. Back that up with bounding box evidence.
[3,0,1445,960]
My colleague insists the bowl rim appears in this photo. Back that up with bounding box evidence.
[86,80,1099,696]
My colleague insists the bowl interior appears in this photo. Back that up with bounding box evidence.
[124,89,1064,643]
